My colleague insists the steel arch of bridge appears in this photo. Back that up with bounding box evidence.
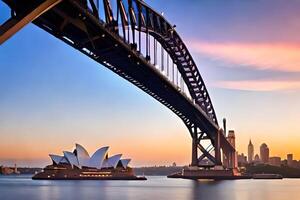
[1,0,236,167]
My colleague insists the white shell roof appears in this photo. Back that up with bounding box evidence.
[89,146,109,169]
[60,157,69,164]
[104,154,122,169]
[63,151,79,168]
[120,159,131,169]
[76,144,90,168]
[49,144,129,169]
[49,154,63,165]
[101,159,109,168]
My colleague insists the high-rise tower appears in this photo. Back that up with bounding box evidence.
[260,143,269,163]
[287,154,293,166]
[248,140,254,163]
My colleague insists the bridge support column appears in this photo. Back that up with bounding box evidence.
[191,126,198,166]
[224,149,237,169]
[231,151,237,169]
[215,129,222,165]
[223,152,229,168]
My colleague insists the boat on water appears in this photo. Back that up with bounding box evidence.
[32,144,146,180]
[252,173,283,179]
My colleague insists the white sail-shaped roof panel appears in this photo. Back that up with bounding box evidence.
[101,159,109,168]
[59,157,69,164]
[49,154,63,165]
[106,154,122,169]
[76,144,90,167]
[120,159,131,169]
[63,151,79,168]
[89,146,109,169]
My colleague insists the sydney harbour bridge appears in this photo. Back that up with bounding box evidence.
[0,0,237,172]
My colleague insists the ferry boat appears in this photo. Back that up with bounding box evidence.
[252,173,283,179]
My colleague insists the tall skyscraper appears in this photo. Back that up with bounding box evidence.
[254,154,260,162]
[248,140,254,163]
[287,154,293,166]
[260,143,269,163]
[237,153,247,166]
[269,157,281,167]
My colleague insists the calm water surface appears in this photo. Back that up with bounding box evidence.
[0,175,299,200]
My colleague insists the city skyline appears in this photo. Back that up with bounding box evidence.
[240,139,299,165]
[1,0,300,167]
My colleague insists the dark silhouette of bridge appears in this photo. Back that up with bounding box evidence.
[0,0,237,169]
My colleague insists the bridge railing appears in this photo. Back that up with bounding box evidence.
[80,0,219,123]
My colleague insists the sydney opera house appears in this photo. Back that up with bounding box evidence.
[32,144,146,180]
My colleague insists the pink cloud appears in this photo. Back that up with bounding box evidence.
[187,40,300,72]
[213,80,300,91]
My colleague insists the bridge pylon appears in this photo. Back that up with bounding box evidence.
[191,126,198,167]
[187,123,222,167]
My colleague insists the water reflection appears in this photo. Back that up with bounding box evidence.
[189,180,227,200]
[1,175,300,200]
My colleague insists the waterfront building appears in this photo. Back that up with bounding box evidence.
[281,159,288,166]
[0,164,20,175]
[291,160,299,168]
[32,144,145,180]
[0,166,14,175]
[254,154,260,163]
[237,153,247,167]
[269,157,281,167]
[260,143,269,164]
[48,144,131,169]
[287,154,293,166]
[248,140,254,163]
[14,164,18,174]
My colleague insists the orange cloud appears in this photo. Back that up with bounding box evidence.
[214,80,300,91]
[187,40,300,72]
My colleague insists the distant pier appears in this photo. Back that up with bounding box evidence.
[168,166,251,180]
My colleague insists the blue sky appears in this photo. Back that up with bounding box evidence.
[1,0,300,166]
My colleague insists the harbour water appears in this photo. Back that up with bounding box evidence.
[0,175,299,200]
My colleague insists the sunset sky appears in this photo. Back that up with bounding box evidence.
[1,0,300,167]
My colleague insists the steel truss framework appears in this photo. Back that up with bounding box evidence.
[1,0,236,167]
